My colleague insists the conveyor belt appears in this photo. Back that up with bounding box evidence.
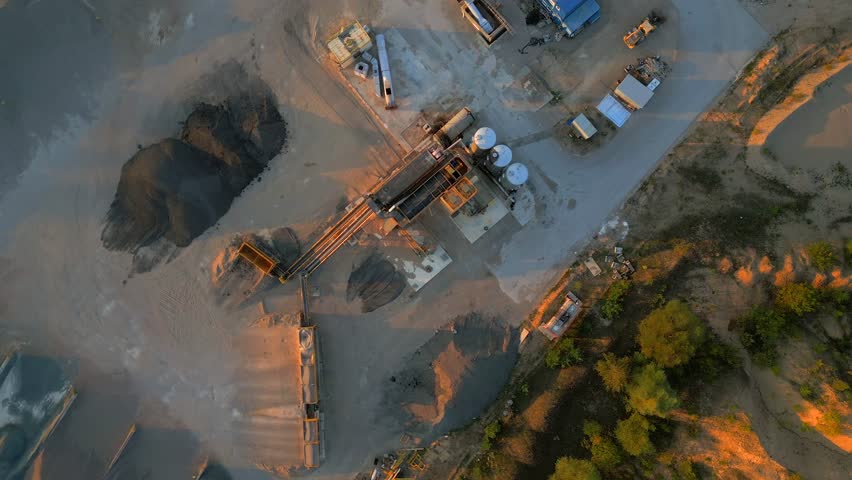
[279,200,375,283]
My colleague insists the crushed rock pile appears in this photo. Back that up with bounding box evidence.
[102,74,287,252]
[346,252,406,313]
[210,227,300,308]
[384,313,519,440]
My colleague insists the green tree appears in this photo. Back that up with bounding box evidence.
[806,241,837,271]
[615,413,655,456]
[737,306,788,367]
[550,457,601,480]
[595,353,631,393]
[627,363,679,417]
[601,280,631,320]
[775,283,819,316]
[637,300,706,368]
[581,420,623,472]
[545,337,583,369]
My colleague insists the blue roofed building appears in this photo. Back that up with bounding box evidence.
[537,0,602,37]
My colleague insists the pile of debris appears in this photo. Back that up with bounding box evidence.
[607,246,635,280]
[626,56,671,85]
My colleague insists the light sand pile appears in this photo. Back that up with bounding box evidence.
[385,313,518,440]
[210,227,299,308]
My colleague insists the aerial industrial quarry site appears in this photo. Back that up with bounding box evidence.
[0,0,850,479]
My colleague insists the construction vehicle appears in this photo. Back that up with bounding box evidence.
[623,11,663,49]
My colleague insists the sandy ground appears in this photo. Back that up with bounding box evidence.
[0,0,772,478]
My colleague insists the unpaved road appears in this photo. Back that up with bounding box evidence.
[0,0,766,478]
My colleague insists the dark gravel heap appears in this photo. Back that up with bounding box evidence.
[102,84,287,251]
[346,252,406,313]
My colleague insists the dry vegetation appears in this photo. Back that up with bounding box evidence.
[421,14,852,480]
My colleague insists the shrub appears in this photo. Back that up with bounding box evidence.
[601,280,631,320]
[595,353,631,393]
[846,239,852,265]
[616,413,655,456]
[690,338,741,381]
[831,379,850,392]
[775,283,819,316]
[806,241,837,271]
[549,457,601,480]
[545,337,583,369]
[817,409,843,436]
[737,306,789,367]
[481,421,501,451]
[627,363,679,417]
[638,300,706,368]
[799,383,815,400]
[675,459,699,480]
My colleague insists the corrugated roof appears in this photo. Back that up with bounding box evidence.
[563,0,601,33]
[615,74,654,109]
[571,114,598,139]
[597,94,631,128]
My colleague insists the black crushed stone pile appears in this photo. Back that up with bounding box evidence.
[346,252,406,313]
[102,76,287,252]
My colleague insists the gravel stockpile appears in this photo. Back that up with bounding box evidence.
[346,252,406,313]
[102,74,287,252]
[385,313,519,440]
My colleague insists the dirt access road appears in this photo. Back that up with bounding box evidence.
[0,0,767,479]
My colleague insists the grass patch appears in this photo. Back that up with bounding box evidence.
[660,196,777,250]
[600,280,631,320]
[677,162,723,192]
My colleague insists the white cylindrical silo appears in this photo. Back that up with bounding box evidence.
[470,127,496,155]
[486,144,512,176]
[500,162,528,191]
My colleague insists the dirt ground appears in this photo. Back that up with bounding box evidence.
[422,4,852,480]
[0,1,845,480]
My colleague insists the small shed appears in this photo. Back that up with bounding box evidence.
[571,113,598,139]
[614,74,654,110]
[596,94,631,128]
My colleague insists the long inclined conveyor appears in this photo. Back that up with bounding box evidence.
[277,199,375,283]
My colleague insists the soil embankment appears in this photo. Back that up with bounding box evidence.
[385,314,519,440]
[102,70,287,254]
[346,252,406,313]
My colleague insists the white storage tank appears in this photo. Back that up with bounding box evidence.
[470,127,496,155]
[486,144,512,176]
[437,107,475,145]
[500,162,528,191]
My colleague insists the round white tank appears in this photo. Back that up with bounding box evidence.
[470,127,496,154]
[486,144,512,176]
[500,163,529,190]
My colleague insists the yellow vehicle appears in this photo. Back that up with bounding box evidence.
[623,11,664,49]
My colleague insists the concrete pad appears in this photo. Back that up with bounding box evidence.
[390,244,453,292]
[341,28,454,148]
[498,66,554,113]
[449,179,510,243]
